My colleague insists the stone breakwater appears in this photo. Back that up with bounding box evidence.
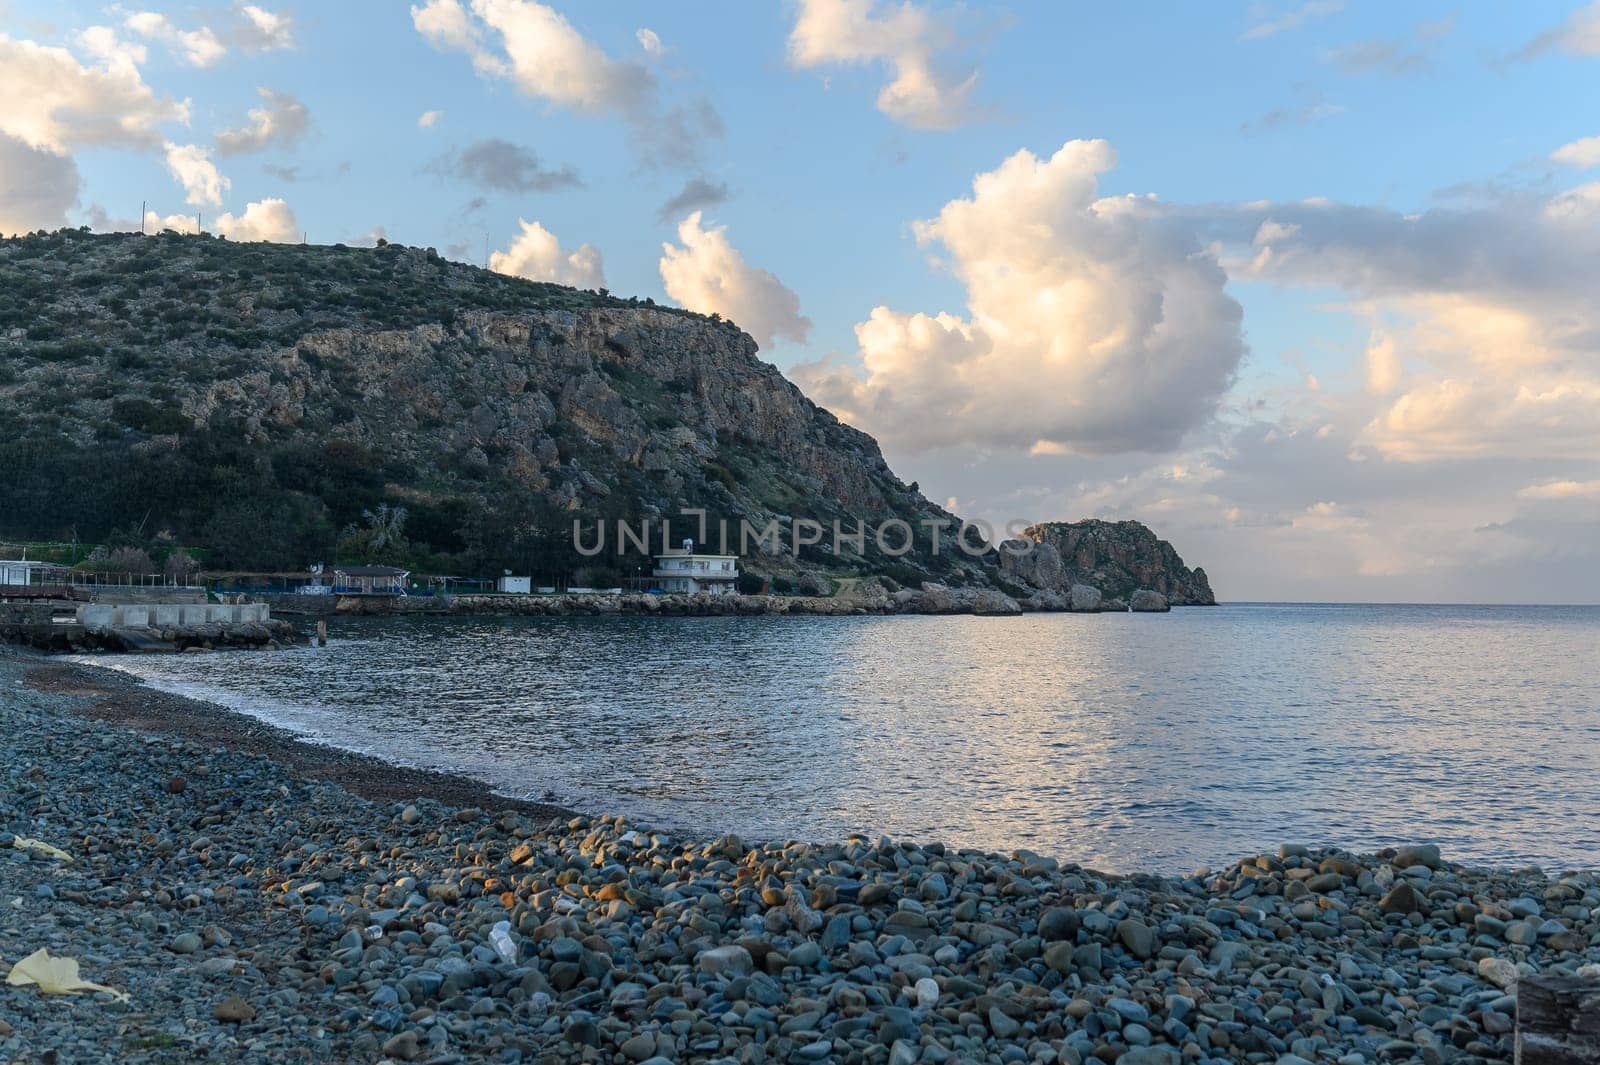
[332,584,1178,619]
[0,599,297,653]
[4,658,1597,1064]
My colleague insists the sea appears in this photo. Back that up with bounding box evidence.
[77,603,1600,873]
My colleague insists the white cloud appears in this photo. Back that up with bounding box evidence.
[1552,135,1600,168]
[418,109,444,129]
[1518,479,1600,500]
[1196,188,1600,462]
[1516,1,1600,60]
[163,142,231,207]
[347,224,389,248]
[215,197,298,242]
[0,133,79,234]
[1325,14,1456,75]
[76,26,148,69]
[489,218,604,288]
[658,211,811,349]
[636,27,663,58]
[1240,1,1344,41]
[411,0,716,166]
[124,11,226,68]
[0,33,188,152]
[793,140,1244,454]
[787,0,985,129]
[215,87,311,156]
[236,6,295,51]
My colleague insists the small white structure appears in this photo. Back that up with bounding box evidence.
[497,575,531,594]
[0,560,51,586]
[652,539,740,596]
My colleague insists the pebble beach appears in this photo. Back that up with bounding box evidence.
[3,647,1598,1065]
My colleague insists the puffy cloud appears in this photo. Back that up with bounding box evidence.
[1515,1,1600,61]
[0,134,79,235]
[489,218,604,288]
[77,26,148,69]
[425,137,580,193]
[418,109,444,129]
[236,5,295,51]
[659,211,810,349]
[1552,135,1600,168]
[1239,1,1344,41]
[1193,188,1600,462]
[655,177,729,223]
[793,140,1244,454]
[636,27,663,58]
[215,88,311,156]
[411,0,718,167]
[163,142,231,207]
[787,0,985,129]
[0,33,187,152]
[124,11,226,68]
[214,198,298,242]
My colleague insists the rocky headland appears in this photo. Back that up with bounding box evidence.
[1,230,1214,608]
[3,648,1594,1065]
[1000,522,1215,608]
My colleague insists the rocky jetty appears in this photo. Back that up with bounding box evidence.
[0,601,296,653]
[4,652,1596,1064]
[332,585,1037,618]
[1001,521,1215,607]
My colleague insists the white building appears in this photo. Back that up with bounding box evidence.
[497,575,531,594]
[1,560,55,586]
[652,540,740,596]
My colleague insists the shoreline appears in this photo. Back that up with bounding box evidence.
[7,645,575,821]
[4,645,1598,1064]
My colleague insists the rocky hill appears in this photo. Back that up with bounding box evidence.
[0,229,975,584]
[999,520,1216,606]
[0,229,1216,603]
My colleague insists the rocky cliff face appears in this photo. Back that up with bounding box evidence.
[0,230,966,579]
[0,230,1218,600]
[998,520,1216,605]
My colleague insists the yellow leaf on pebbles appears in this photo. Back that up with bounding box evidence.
[5,949,129,1002]
[11,837,72,862]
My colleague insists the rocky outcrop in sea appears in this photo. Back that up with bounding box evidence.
[1000,521,1215,606]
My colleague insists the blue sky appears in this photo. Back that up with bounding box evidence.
[4,0,1600,601]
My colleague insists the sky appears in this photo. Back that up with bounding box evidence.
[3,0,1599,603]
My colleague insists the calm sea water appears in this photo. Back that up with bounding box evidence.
[78,604,1600,872]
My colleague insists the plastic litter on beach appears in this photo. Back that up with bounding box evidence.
[5,948,129,1002]
[11,837,72,863]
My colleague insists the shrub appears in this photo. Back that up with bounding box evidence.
[111,399,189,435]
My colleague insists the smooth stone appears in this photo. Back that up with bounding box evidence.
[698,944,753,976]
[1038,906,1080,941]
[212,996,255,1023]
[1379,882,1421,915]
[1116,918,1155,959]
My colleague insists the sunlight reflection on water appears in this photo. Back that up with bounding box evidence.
[80,603,1600,872]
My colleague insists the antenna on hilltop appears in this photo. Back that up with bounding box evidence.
[139,200,146,235]
[483,231,489,269]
